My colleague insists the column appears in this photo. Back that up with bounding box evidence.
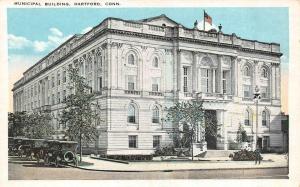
[177,49,182,92]
[172,46,178,93]
[192,51,197,93]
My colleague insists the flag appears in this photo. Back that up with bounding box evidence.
[204,11,212,25]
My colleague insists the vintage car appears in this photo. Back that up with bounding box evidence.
[42,140,78,167]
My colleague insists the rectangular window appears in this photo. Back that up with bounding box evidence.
[261,86,268,98]
[63,90,66,102]
[201,69,210,93]
[52,76,55,88]
[152,77,159,92]
[63,71,66,83]
[262,119,267,126]
[153,135,161,148]
[183,67,188,93]
[127,75,135,90]
[97,77,102,91]
[243,85,251,98]
[34,85,37,95]
[57,73,60,86]
[222,71,227,94]
[129,135,138,148]
[57,92,60,104]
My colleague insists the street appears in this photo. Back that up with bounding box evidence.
[8,157,288,180]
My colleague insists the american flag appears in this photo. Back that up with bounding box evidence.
[204,11,212,25]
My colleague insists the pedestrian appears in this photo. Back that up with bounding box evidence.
[254,147,261,165]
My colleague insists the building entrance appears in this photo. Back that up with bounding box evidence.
[204,110,218,149]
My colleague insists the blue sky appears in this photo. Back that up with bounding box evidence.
[7,7,289,112]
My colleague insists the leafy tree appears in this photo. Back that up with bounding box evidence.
[59,66,102,162]
[166,99,220,159]
[236,123,248,143]
[24,111,54,139]
[8,111,27,137]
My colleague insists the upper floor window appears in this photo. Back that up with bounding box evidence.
[152,77,160,92]
[152,57,159,68]
[128,54,135,65]
[243,85,251,98]
[244,66,251,77]
[63,71,66,83]
[127,75,136,90]
[244,109,252,126]
[152,106,160,123]
[262,110,270,126]
[57,73,61,86]
[183,67,189,93]
[261,68,268,78]
[128,104,136,123]
[201,68,211,93]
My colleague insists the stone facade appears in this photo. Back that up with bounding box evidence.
[12,14,283,155]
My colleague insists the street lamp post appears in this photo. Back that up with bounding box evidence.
[253,86,261,150]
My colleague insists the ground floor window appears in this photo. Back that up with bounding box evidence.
[153,135,161,148]
[129,135,138,148]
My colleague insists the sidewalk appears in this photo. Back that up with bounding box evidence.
[74,154,288,172]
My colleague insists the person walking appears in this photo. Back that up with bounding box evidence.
[254,147,261,165]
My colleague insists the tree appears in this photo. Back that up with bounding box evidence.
[24,111,54,139]
[8,111,27,137]
[59,66,102,162]
[166,99,220,159]
[236,123,248,143]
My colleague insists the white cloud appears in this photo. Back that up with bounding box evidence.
[50,27,63,37]
[8,34,32,49]
[8,27,72,53]
[81,26,92,34]
[196,20,218,31]
[33,41,49,52]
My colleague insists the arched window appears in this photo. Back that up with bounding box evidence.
[261,68,268,78]
[128,104,136,123]
[128,54,135,65]
[152,106,159,123]
[244,109,252,126]
[153,57,159,68]
[244,66,250,76]
[262,110,270,126]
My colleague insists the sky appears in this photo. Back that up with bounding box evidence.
[7,7,289,113]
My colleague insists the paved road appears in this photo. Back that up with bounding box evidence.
[8,158,288,180]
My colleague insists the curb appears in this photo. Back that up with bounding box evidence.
[90,156,129,164]
[68,164,288,173]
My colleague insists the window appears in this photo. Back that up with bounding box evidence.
[57,92,60,104]
[152,77,160,92]
[153,135,161,148]
[57,73,60,85]
[222,71,228,94]
[183,67,189,93]
[52,76,55,87]
[127,75,135,90]
[97,77,103,91]
[153,57,159,68]
[152,106,159,123]
[52,94,55,105]
[128,104,136,123]
[244,66,250,76]
[128,54,135,65]
[129,135,137,148]
[243,85,251,98]
[201,68,210,93]
[63,90,66,102]
[63,71,66,83]
[262,110,270,126]
[261,68,268,78]
[244,110,251,126]
[261,86,268,98]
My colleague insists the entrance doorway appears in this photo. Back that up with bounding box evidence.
[204,110,217,149]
